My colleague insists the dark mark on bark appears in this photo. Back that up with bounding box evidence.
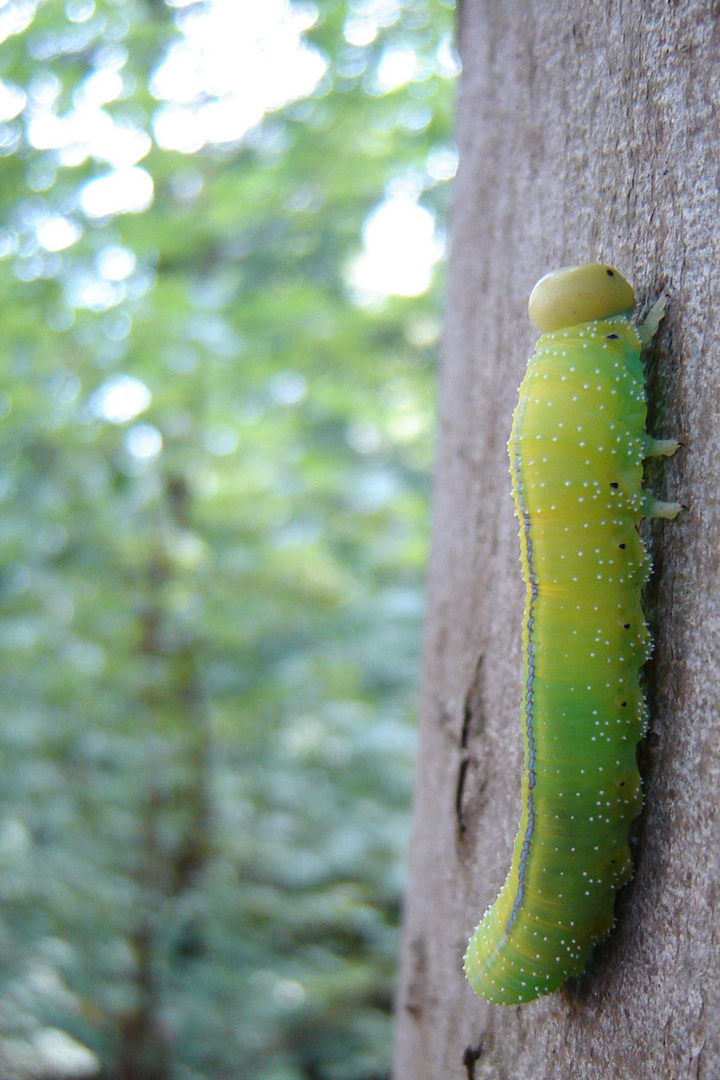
[462,1040,484,1079]
[455,757,470,833]
[461,656,484,748]
[404,935,426,1020]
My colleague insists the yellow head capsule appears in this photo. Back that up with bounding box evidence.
[528,264,635,333]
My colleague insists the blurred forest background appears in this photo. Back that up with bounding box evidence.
[0,0,456,1077]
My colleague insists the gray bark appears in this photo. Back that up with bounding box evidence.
[394,3,720,1078]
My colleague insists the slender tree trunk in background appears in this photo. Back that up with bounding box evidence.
[116,476,211,1080]
[395,3,720,1078]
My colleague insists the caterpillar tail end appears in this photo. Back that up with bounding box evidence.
[463,904,564,1006]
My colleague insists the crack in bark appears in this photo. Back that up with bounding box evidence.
[455,655,486,835]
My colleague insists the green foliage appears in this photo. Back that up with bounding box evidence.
[0,1,456,1076]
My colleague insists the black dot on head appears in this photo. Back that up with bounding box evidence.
[606,333,619,340]
[618,543,626,549]
[610,482,619,489]
[606,268,614,276]
[620,701,627,708]
[623,623,631,630]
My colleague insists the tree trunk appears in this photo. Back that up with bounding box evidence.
[394,2,720,1077]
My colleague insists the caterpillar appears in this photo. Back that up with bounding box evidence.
[464,263,680,1005]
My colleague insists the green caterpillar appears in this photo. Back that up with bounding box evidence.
[464,264,680,1005]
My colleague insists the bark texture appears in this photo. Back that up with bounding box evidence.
[394,3,720,1078]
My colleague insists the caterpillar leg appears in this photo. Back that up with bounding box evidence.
[646,497,683,519]
[637,296,666,344]
[646,437,681,458]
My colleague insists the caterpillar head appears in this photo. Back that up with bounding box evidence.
[528,263,635,333]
